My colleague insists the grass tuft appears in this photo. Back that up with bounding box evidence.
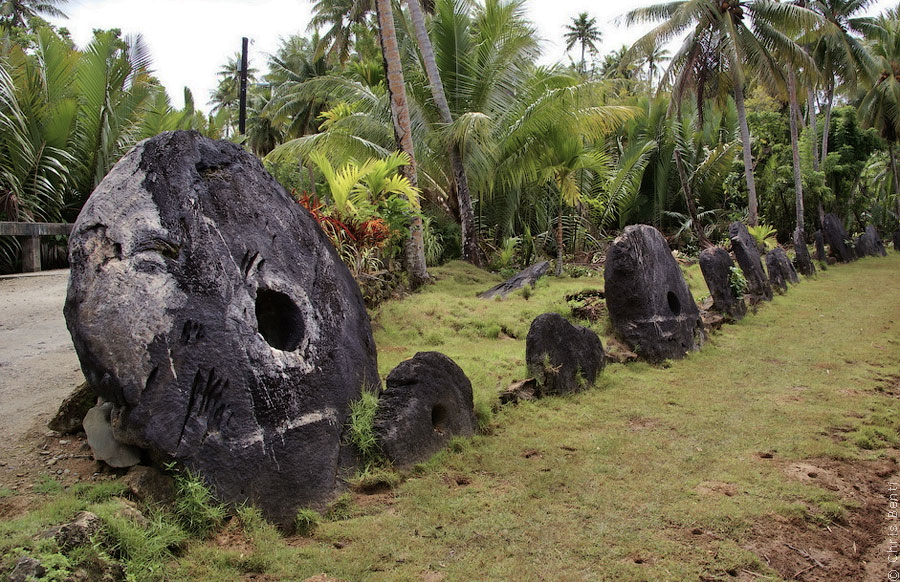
[172,469,226,538]
[347,391,381,466]
[293,508,320,537]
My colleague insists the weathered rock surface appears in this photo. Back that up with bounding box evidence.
[893,229,900,252]
[48,382,95,434]
[765,251,786,293]
[766,247,799,294]
[792,228,816,277]
[525,313,606,393]
[823,213,855,263]
[83,403,141,468]
[478,261,549,299]
[8,557,45,582]
[855,225,887,258]
[64,131,379,527]
[605,225,703,361]
[373,352,476,467]
[869,225,887,256]
[499,378,538,405]
[122,465,176,505]
[55,511,102,551]
[698,246,746,320]
[814,230,827,262]
[728,222,772,302]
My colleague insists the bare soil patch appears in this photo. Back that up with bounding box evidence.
[742,454,898,581]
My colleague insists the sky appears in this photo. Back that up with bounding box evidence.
[48,0,896,112]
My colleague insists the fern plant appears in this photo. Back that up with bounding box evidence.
[747,224,777,251]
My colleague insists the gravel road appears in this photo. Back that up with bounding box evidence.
[0,270,84,444]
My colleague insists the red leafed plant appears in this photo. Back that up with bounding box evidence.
[296,192,390,249]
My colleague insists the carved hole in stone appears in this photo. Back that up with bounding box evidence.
[431,404,448,433]
[255,289,304,351]
[667,291,681,316]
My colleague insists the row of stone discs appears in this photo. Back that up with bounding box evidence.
[604,225,704,363]
[602,221,813,363]
[818,214,894,262]
[64,131,476,528]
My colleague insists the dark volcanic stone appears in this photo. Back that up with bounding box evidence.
[8,557,46,582]
[856,225,887,258]
[823,213,854,263]
[525,313,606,394]
[479,261,549,299]
[765,251,787,293]
[48,382,95,434]
[373,352,476,467]
[814,230,827,262]
[894,229,900,252]
[64,131,379,527]
[728,222,773,302]
[605,225,703,362]
[698,246,746,320]
[792,228,816,277]
[768,247,800,293]
[869,225,887,256]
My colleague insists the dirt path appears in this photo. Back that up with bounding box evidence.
[0,270,83,447]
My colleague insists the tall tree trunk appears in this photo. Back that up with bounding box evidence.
[375,0,429,288]
[787,70,805,233]
[821,79,834,167]
[889,142,900,220]
[406,0,484,267]
[806,89,819,172]
[732,73,760,226]
[555,203,564,276]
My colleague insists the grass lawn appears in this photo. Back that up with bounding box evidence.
[2,254,899,581]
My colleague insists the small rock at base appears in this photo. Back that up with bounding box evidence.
[83,403,141,468]
[55,511,102,551]
[122,465,176,506]
[48,382,96,435]
[8,557,46,582]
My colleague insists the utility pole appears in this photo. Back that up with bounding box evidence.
[238,37,249,135]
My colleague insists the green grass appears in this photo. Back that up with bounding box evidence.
[3,255,900,581]
[370,262,610,421]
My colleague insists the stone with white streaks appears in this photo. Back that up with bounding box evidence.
[64,131,379,527]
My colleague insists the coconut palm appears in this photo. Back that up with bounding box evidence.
[0,0,66,31]
[309,0,376,64]
[808,0,877,167]
[626,0,820,226]
[375,0,429,287]
[406,0,484,266]
[858,6,900,221]
[209,53,257,137]
[640,44,671,87]
[564,12,602,75]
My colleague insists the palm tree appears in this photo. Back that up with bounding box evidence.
[265,33,332,141]
[641,44,671,87]
[627,0,820,227]
[564,12,602,75]
[209,53,257,137]
[0,0,66,31]
[374,0,429,287]
[809,0,876,168]
[405,0,484,266]
[859,7,900,223]
[309,0,375,64]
